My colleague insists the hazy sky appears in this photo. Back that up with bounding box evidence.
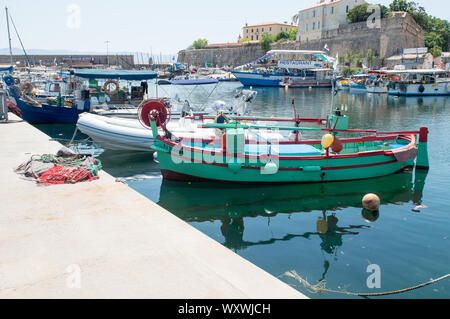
[0,0,448,56]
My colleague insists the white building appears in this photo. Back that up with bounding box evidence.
[296,0,367,42]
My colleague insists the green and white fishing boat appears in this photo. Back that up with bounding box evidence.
[142,100,429,184]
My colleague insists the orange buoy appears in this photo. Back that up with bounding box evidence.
[222,133,227,152]
[331,137,343,153]
[362,194,380,211]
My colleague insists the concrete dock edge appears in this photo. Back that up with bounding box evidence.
[0,114,307,299]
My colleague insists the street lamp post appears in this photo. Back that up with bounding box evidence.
[105,41,111,67]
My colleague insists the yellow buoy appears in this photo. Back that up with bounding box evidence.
[321,134,335,149]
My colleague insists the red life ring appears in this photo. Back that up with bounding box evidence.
[138,99,170,129]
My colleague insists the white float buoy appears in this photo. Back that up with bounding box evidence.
[362,193,380,211]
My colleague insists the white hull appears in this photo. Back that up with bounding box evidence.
[77,113,284,152]
[388,81,450,96]
[367,86,388,94]
[77,114,216,152]
[349,87,367,93]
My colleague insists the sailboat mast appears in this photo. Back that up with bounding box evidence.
[6,7,13,66]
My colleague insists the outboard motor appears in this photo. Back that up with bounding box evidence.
[181,100,191,118]
[234,89,258,115]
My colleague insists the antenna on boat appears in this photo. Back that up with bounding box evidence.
[7,9,33,68]
[5,7,13,67]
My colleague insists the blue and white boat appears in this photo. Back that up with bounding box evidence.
[349,74,368,93]
[232,50,333,87]
[2,69,158,124]
[387,69,450,96]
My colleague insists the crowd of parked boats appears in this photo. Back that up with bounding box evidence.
[1,47,442,185]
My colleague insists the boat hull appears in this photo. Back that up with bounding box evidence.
[367,86,388,94]
[349,84,367,93]
[155,147,414,184]
[16,98,88,124]
[388,82,450,96]
[232,71,332,87]
[77,115,155,151]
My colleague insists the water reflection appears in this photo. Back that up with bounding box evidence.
[158,170,428,253]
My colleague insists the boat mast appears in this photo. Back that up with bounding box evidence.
[6,7,13,67]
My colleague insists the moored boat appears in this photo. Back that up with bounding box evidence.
[387,69,450,96]
[2,69,159,124]
[366,70,388,94]
[146,105,430,184]
[349,74,368,93]
[233,50,333,87]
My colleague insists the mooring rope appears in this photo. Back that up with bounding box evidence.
[285,271,450,297]
[67,127,79,147]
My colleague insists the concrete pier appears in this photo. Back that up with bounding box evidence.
[0,114,306,299]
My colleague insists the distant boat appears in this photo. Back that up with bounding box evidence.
[366,71,388,94]
[387,69,450,96]
[233,50,333,87]
[349,74,368,93]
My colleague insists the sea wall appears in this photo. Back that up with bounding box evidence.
[178,44,265,68]
[178,13,424,68]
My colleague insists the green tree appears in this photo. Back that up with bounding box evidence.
[366,49,378,68]
[352,51,363,67]
[389,0,414,12]
[275,31,290,42]
[344,51,352,66]
[260,33,275,52]
[287,27,299,41]
[191,38,209,50]
[429,47,442,58]
[347,3,389,23]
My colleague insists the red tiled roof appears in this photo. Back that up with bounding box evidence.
[206,43,243,48]
[244,22,297,28]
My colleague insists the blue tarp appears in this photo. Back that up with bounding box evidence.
[158,79,219,86]
[74,69,158,81]
[0,66,13,73]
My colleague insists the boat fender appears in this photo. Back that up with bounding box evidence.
[261,161,279,175]
[331,137,343,153]
[3,75,15,87]
[418,85,425,93]
[303,166,321,172]
[103,80,120,96]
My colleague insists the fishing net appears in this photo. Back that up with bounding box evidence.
[15,147,102,186]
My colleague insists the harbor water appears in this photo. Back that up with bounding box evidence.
[35,82,450,299]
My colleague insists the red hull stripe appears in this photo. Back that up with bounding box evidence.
[160,135,416,161]
[168,153,398,171]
